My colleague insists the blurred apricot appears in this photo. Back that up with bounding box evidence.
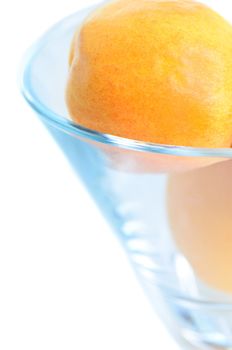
[168,160,232,293]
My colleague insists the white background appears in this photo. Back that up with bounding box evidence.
[0,0,230,349]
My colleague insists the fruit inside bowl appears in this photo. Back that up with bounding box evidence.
[65,0,232,295]
[66,0,232,149]
[21,1,232,348]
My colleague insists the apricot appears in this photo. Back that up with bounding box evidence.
[66,0,232,149]
[167,160,232,293]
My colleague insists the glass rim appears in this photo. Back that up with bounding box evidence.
[20,6,232,159]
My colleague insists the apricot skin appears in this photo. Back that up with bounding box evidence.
[66,0,232,148]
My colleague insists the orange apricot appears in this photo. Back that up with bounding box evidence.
[66,0,232,150]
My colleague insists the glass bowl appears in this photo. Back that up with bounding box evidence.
[20,2,232,349]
